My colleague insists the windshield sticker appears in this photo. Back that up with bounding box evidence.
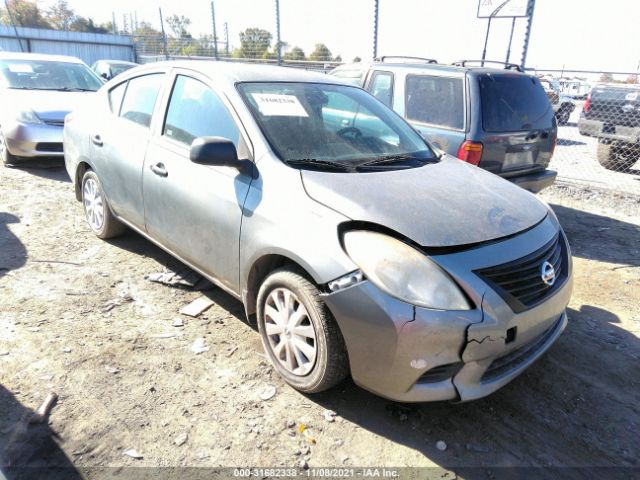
[7,63,34,73]
[251,93,308,117]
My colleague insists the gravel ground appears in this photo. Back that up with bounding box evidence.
[0,162,639,479]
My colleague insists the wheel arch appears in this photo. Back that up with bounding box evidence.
[242,251,324,324]
[74,159,93,201]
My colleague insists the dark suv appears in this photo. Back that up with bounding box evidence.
[330,58,558,193]
[578,84,640,172]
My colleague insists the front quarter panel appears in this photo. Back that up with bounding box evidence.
[240,155,356,297]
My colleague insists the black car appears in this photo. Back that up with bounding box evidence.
[331,58,558,193]
[578,84,640,172]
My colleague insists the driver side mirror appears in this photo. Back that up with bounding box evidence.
[100,72,110,80]
[190,136,238,166]
[190,136,255,177]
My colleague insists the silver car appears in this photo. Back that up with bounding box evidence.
[64,62,573,402]
[0,52,103,166]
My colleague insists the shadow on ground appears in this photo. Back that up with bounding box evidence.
[550,203,640,266]
[0,385,82,480]
[0,213,26,279]
[5,161,70,183]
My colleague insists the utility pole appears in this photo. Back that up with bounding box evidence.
[521,0,536,70]
[372,0,379,59]
[112,12,117,34]
[224,22,229,56]
[158,7,169,60]
[505,17,516,63]
[275,0,282,65]
[4,0,24,52]
[210,2,219,60]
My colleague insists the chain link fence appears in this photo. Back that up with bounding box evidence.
[532,70,640,196]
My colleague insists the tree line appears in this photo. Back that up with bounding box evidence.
[0,0,360,63]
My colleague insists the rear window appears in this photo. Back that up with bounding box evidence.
[405,75,464,130]
[479,74,552,132]
[591,87,640,103]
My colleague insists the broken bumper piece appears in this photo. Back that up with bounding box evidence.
[323,272,572,403]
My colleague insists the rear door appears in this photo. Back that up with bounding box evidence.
[586,86,640,128]
[91,72,165,229]
[403,73,466,154]
[472,73,556,176]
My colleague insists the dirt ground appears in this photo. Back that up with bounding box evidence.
[1,161,639,479]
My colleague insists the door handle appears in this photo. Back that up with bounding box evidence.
[150,162,168,177]
[91,134,103,147]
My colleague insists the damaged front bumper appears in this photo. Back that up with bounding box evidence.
[322,215,573,403]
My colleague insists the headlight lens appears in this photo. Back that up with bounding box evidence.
[16,110,43,124]
[343,230,471,310]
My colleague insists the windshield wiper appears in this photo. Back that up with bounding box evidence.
[52,87,96,92]
[285,159,355,172]
[357,154,437,169]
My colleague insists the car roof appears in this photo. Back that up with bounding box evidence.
[99,60,138,66]
[333,61,529,77]
[0,51,84,63]
[127,60,352,85]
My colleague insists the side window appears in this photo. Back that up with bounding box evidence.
[367,71,394,107]
[108,81,127,115]
[119,73,164,128]
[405,75,464,130]
[163,75,240,147]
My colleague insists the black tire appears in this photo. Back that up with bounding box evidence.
[81,170,127,239]
[0,129,20,167]
[597,142,637,172]
[556,108,571,126]
[256,267,349,393]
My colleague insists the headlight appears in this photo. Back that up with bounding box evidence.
[343,230,471,310]
[16,110,43,124]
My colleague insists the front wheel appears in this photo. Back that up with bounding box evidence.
[81,170,126,239]
[256,267,349,393]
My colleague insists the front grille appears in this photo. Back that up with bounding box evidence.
[482,316,561,382]
[43,119,65,127]
[476,233,568,313]
[35,142,63,153]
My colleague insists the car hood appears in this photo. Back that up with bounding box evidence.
[2,89,95,123]
[301,155,548,247]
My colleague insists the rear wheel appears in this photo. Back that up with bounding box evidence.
[0,130,20,167]
[556,106,571,126]
[256,267,349,393]
[81,170,126,239]
[597,141,638,172]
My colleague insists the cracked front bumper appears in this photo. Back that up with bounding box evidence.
[323,216,573,403]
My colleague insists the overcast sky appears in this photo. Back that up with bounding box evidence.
[38,0,640,73]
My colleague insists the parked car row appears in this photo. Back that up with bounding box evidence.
[2,52,573,403]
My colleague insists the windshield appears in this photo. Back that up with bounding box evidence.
[238,82,435,169]
[0,59,103,91]
[479,74,552,132]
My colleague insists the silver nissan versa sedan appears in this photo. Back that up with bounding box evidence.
[63,62,573,402]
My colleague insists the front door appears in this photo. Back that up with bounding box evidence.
[142,73,253,292]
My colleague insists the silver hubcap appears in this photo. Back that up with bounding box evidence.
[83,178,104,231]
[264,288,317,376]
